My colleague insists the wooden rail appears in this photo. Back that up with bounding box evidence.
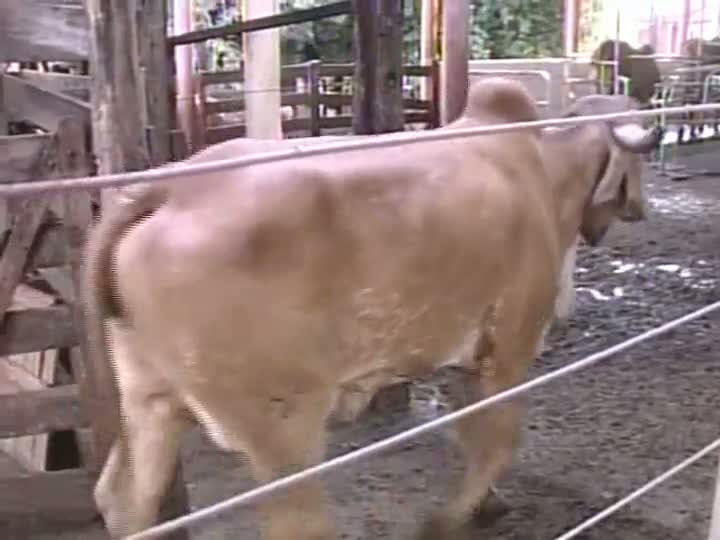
[169,1,352,47]
[187,61,440,152]
[0,119,106,526]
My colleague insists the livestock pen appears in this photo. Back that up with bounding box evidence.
[1,1,720,540]
[2,101,720,540]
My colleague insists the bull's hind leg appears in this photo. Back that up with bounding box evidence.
[419,297,553,538]
[94,322,192,538]
[193,382,337,540]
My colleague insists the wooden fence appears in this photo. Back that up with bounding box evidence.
[184,61,441,153]
[0,119,106,523]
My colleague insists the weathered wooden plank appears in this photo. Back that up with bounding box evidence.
[0,307,77,356]
[197,67,307,87]
[205,123,247,144]
[26,223,68,271]
[0,224,68,271]
[0,187,57,322]
[0,353,53,470]
[16,70,90,94]
[0,468,96,522]
[204,92,309,115]
[87,0,150,180]
[203,113,427,144]
[2,74,91,131]
[0,385,86,439]
[0,134,51,184]
[0,283,58,470]
[170,1,352,46]
[320,63,431,78]
[138,0,171,165]
[199,64,430,87]
[319,112,429,130]
[0,2,89,62]
[58,117,97,470]
[319,63,355,77]
[320,94,431,110]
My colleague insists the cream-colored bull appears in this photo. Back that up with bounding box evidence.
[83,78,661,540]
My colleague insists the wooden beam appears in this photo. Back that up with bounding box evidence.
[0,134,51,184]
[1,74,91,131]
[0,132,61,323]
[0,468,96,522]
[0,196,55,322]
[243,0,282,139]
[199,63,431,87]
[58,117,100,470]
[0,224,67,271]
[0,1,88,62]
[170,1,353,47]
[86,0,150,178]
[440,0,470,124]
[0,385,87,439]
[0,307,77,356]
[15,70,90,95]
[84,11,193,536]
[138,0,172,165]
[352,0,404,134]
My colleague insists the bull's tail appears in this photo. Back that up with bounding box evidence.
[81,184,167,392]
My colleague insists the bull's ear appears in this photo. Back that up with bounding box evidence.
[592,146,626,206]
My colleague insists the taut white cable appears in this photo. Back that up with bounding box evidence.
[3,101,720,197]
[554,437,720,540]
[125,300,720,540]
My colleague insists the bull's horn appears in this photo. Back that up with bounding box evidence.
[608,122,664,154]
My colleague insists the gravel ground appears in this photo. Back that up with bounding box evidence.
[3,145,719,540]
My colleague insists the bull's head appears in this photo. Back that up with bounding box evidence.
[558,95,662,246]
[579,120,662,246]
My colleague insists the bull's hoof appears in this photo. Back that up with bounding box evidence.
[471,487,512,525]
[414,513,466,540]
[415,490,511,539]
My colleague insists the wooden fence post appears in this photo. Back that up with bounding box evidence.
[307,60,321,137]
[138,0,171,166]
[351,0,404,134]
[85,0,190,535]
[57,117,101,469]
[351,0,410,411]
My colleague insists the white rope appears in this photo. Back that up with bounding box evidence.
[4,101,720,197]
[554,436,720,540]
[124,300,720,540]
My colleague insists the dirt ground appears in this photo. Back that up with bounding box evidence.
[2,144,719,540]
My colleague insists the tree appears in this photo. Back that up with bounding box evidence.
[470,0,564,59]
[189,0,565,70]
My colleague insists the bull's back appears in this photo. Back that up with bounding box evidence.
[112,137,557,387]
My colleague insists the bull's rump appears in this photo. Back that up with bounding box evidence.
[111,139,557,395]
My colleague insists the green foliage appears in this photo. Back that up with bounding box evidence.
[470,0,564,59]
[190,0,565,71]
